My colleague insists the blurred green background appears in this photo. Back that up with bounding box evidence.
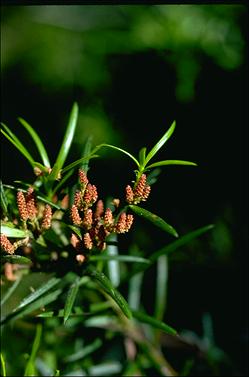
[1,4,248,375]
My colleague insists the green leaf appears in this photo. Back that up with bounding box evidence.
[106,234,120,288]
[64,277,80,324]
[80,136,93,173]
[146,160,197,169]
[1,277,21,306]
[2,255,31,265]
[14,277,60,311]
[132,310,178,336]
[89,361,122,376]
[150,224,214,263]
[0,353,6,377]
[1,127,35,167]
[61,154,98,174]
[54,370,60,377]
[86,266,132,319]
[90,255,150,264]
[0,225,29,238]
[129,205,178,238]
[65,224,82,240]
[36,195,63,211]
[63,338,102,362]
[128,272,144,311]
[155,255,168,322]
[138,147,147,166]
[50,102,79,180]
[97,144,140,168]
[18,118,51,167]
[24,324,42,376]
[1,289,62,324]
[0,181,8,216]
[143,121,176,167]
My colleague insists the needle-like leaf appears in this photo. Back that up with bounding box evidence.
[50,102,78,180]
[146,160,197,169]
[18,117,51,167]
[129,205,178,238]
[143,121,176,167]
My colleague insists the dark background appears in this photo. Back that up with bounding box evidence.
[1,4,248,375]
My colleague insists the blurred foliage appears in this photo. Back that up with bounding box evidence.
[2,5,245,97]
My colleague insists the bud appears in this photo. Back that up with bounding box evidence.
[112,198,120,208]
[74,190,82,208]
[134,174,147,198]
[142,185,151,201]
[34,167,43,176]
[0,234,15,254]
[71,233,82,252]
[94,200,104,219]
[17,191,29,221]
[83,209,93,229]
[83,184,98,207]
[76,254,86,264]
[125,185,134,204]
[41,204,52,230]
[26,187,38,219]
[116,212,127,234]
[125,214,134,232]
[83,232,93,250]
[71,205,82,226]
[79,169,88,188]
[104,208,113,227]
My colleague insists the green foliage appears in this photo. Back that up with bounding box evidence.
[0,103,217,376]
[24,324,42,376]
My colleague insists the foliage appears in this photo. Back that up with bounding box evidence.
[1,103,222,376]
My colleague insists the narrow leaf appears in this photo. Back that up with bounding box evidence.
[0,225,29,238]
[128,272,144,311]
[146,160,197,169]
[144,121,176,167]
[129,205,178,238]
[18,118,51,167]
[132,310,178,336]
[0,181,8,216]
[63,338,102,362]
[61,154,98,174]
[89,362,122,376]
[64,277,80,324]
[138,147,147,166]
[2,255,31,265]
[24,324,42,376]
[50,102,78,180]
[1,289,62,324]
[97,144,140,168]
[14,277,60,311]
[66,225,82,240]
[1,277,21,306]
[1,128,35,167]
[155,255,168,322]
[90,255,150,264]
[0,353,6,377]
[150,224,214,263]
[80,136,93,172]
[106,234,120,288]
[37,195,63,210]
[86,266,132,319]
